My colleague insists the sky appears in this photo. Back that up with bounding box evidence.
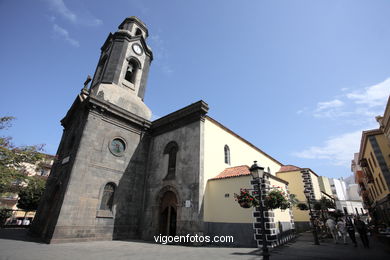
[0,0,389,179]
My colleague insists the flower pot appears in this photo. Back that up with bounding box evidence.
[239,201,252,208]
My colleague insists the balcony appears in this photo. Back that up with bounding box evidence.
[359,159,374,183]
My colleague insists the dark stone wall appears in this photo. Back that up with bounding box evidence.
[47,104,150,243]
[141,120,203,240]
[30,97,89,242]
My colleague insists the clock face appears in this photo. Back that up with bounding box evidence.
[132,43,143,55]
[109,138,126,156]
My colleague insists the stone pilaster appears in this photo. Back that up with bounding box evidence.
[252,175,278,247]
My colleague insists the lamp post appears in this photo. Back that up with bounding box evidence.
[250,161,270,260]
[304,189,320,245]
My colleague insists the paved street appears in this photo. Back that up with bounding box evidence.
[0,229,389,260]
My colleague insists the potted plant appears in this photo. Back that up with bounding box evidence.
[264,186,291,210]
[234,189,258,208]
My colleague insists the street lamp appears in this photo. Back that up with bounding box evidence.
[304,189,320,245]
[250,161,270,260]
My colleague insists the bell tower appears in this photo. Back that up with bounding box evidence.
[31,17,154,243]
[90,16,153,119]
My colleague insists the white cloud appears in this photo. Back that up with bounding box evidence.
[45,0,102,26]
[294,78,389,169]
[300,77,390,120]
[293,130,363,166]
[316,99,344,111]
[346,78,390,107]
[150,33,174,75]
[46,0,77,23]
[53,24,79,47]
[313,99,347,118]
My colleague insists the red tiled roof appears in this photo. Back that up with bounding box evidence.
[278,165,301,172]
[211,165,251,180]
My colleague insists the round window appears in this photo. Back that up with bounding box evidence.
[109,138,126,156]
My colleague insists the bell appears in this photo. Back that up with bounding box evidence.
[127,64,134,73]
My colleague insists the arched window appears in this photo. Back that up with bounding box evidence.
[224,145,230,165]
[100,183,116,211]
[164,141,178,180]
[267,167,271,174]
[135,28,142,36]
[94,54,107,84]
[124,59,139,84]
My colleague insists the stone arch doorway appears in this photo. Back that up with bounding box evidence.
[159,191,178,236]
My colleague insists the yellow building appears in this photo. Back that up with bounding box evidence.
[276,165,322,231]
[358,129,390,225]
[204,165,294,247]
[318,176,333,198]
[201,117,295,247]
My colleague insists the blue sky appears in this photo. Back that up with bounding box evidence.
[1,0,389,179]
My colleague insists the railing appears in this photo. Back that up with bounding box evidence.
[274,229,296,247]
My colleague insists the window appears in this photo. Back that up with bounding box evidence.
[367,158,374,174]
[343,207,348,214]
[379,174,387,191]
[135,28,142,36]
[370,152,377,168]
[224,145,230,165]
[124,59,140,83]
[94,54,107,83]
[164,141,178,180]
[361,208,364,214]
[100,183,115,211]
[376,178,382,194]
[267,167,271,174]
[372,183,378,197]
[369,188,374,199]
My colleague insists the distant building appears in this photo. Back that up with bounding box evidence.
[328,177,365,216]
[0,153,54,224]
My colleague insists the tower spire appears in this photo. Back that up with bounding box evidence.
[90,17,153,120]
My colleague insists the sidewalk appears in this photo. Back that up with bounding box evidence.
[268,231,390,260]
[0,229,389,260]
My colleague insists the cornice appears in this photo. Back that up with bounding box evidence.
[358,128,382,161]
[150,100,209,136]
[89,96,151,130]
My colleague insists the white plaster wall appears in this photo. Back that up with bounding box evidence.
[347,184,362,201]
[331,178,348,201]
[203,118,282,192]
[336,200,366,215]
[310,171,322,200]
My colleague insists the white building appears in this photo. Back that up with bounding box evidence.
[329,177,366,215]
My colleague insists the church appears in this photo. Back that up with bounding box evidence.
[31,17,295,247]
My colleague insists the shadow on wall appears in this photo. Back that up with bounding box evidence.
[113,133,151,240]
[293,222,310,233]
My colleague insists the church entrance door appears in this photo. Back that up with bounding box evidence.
[159,191,177,236]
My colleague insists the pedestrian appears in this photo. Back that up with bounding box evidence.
[336,218,347,244]
[345,217,357,247]
[355,216,369,248]
[326,217,338,244]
